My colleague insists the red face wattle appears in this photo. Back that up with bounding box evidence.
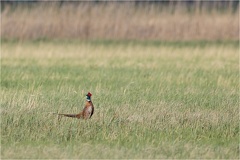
[87,92,92,97]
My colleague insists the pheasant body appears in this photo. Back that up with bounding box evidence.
[58,92,94,119]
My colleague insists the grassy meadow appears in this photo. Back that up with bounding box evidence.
[1,40,239,159]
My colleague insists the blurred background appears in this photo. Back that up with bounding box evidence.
[1,0,239,41]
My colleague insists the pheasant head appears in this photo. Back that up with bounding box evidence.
[86,92,92,102]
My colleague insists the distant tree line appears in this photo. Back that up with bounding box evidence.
[1,0,239,13]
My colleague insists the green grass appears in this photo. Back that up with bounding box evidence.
[1,40,239,159]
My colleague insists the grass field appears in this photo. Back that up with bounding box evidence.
[1,40,239,159]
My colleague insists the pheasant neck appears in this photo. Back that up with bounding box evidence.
[86,96,91,102]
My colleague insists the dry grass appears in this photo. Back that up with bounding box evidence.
[1,2,239,41]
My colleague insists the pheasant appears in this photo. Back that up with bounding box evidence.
[57,92,94,119]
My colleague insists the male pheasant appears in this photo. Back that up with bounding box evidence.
[57,92,94,119]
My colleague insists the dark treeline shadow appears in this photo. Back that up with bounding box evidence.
[1,0,239,13]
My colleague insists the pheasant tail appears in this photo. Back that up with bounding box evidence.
[58,112,83,119]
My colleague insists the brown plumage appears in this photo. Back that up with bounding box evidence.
[57,92,94,119]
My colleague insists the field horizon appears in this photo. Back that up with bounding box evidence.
[1,2,239,41]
